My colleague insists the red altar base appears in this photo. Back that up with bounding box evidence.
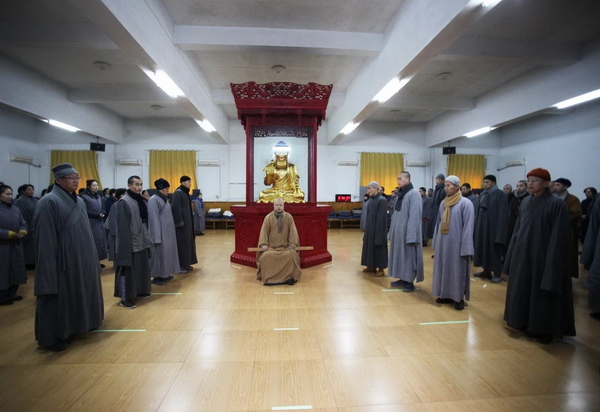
[230,203,332,269]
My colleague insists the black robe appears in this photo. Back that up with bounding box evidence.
[427,183,446,238]
[171,186,197,268]
[582,194,600,311]
[13,195,37,266]
[503,188,575,337]
[361,193,388,269]
[473,185,509,273]
[81,190,108,260]
[33,185,104,346]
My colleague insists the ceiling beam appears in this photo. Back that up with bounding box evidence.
[174,26,383,57]
[326,0,498,145]
[384,94,475,111]
[70,0,229,144]
[67,86,171,103]
[439,37,581,66]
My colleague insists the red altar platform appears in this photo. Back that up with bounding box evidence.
[229,82,333,268]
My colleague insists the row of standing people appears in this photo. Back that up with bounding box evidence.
[1,164,200,351]
[360,168,586,344]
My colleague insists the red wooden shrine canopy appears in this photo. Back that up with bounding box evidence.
[229,82,334,268]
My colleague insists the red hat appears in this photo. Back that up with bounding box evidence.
[526,168,551,182]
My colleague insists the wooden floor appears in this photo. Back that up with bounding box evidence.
[1,229,600,411]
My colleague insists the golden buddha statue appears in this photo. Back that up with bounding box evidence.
[258,141,305,203]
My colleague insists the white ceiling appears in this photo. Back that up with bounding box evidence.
[0,0,599,143]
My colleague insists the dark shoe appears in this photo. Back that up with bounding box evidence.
[390,279,407,288]
[12,296,23,302]
[284,278,295,285]
[119,300,136,309]
[436,297,453,304]
[136,293,151,299]
[422,242,428,247]
[184,266,193,271]
[165,276,175,281]
[403,282,415,292]
[100,263,106,269]
[362,267,376,273]
[0,300,14,306]
[198,232,204,236]
[474,271,491,279]
[46,340,69,352]
[491,276,502,283]
[152,278,166,285]
[375,269,385,277]
[590,312,600,321]
[536,334,553,344]
[454,300,465,310]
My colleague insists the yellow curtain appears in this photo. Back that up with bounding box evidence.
[360,152,404,193]
[50,150,101,191]
[447,154,486,189]
[149,150,197,191]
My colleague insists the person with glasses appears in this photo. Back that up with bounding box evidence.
[33,163,104,351]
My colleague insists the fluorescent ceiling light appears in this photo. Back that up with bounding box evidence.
[481,0,502,7]
[553,89,600,109]
[373,78,409,103]
[464,126,495,138]
[340,122,359,135]
[145,69,185,98]
[196,119,216,133]
[47,119,79,132]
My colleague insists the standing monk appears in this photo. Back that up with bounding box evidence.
[148,179,180,285]
[81,179,108,266]
[503,168,575,344]
[473,174,509,283]
[427,174,446,239]
[256,198,301,285]
[431,176,475,310]
[34,163,104,351]
[361,181,388,276]
[553,178,582,278]
[582,192,600,319]
[13,184,37,267]
[387,172,423,292]
[171,175,197,272]
[114,176,153,309]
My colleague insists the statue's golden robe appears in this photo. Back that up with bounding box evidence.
[258,160,305,203]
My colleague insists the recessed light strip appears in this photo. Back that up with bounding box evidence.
[144,69,185,98]
[553,89,600,109]
[46,119,79,132]
[373,78,409,103]
[464,126,494,138]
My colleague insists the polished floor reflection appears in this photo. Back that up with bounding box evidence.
[0,229,599,411]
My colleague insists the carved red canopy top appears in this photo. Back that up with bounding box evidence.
[230,82,333,126]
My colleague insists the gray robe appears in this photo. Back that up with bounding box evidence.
[171,186,197,268]
[33,185,104,346]
[503,188,575,337]
[13,195,37,266]
[473,185,509,274]
[193,198,205,234]
[114,194,152,301]
[432,197,475,302]
[81,191,108,260]
[387,188,424,283]
[361,193,388,269]
[582,194,600,311]
[0,202,27,290]
[148,194,180,279]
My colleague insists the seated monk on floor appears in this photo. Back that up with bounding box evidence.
[256,198,302,285]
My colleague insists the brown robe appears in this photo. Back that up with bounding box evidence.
[256,211,301,285]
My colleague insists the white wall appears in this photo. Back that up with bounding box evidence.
[2,100,599,202]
